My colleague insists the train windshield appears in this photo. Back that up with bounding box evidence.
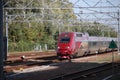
[60,38,70,43]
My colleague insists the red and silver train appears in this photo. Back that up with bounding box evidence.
[56,32,117,59]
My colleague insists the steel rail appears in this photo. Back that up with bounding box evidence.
[48,63,119,80]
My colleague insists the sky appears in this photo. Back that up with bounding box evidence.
[69,0,120,30]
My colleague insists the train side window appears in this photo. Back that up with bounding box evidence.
[89,42,96,48]
[76,34,82,37]
[92,42,97,46]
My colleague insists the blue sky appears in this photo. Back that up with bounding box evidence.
[69,0,120,30]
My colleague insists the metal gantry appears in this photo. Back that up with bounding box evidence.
[3,0,120,27]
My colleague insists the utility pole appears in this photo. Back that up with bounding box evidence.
[0,0,4,80]
[117,10,120,54]
[5,12,8,60]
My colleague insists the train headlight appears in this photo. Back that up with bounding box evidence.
[67,46,70,49]
[58,46,60,49]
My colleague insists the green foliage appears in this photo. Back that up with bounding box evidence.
[5,0,76,52]
[71,21,117,37]
[4,0,117,52]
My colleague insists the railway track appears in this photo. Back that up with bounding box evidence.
[5,51,120,80]
[6,51,56,62]
[4,50,117,73]
[49,63,120,80]
[4,56,58,73]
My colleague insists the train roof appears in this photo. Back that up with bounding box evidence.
[88,37,117,42]
[60,32,117,42]
[75,32,117,41]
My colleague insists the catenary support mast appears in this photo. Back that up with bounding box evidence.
[118,10,120,54]
[0,0,4,80]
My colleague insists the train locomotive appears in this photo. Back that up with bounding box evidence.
[56,32,117,59]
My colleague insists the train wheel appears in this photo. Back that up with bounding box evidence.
[73,52,78,57]
[88,50,91,55]
[98,49,101,54]
[105,48,108,53]
[68,55,73,62]
[70,55,74,59]
[83,52,87,56]
[83,51,90,56]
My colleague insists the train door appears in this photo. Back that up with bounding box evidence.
[79,41,89,56]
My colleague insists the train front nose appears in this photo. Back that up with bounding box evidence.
[57,46,71,58]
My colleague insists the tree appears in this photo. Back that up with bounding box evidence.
[4,0,77,51]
